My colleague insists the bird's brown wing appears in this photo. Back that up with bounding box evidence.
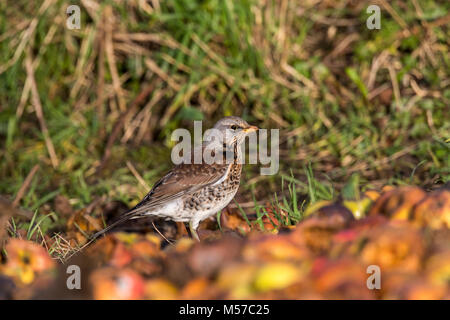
[90,161,230,240]
[125,161,230,216]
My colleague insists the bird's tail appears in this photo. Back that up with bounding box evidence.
[90,214,133,240]
[64,211,139,262]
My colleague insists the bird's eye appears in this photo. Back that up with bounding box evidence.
[231,125,238,130]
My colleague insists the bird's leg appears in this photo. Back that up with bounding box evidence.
[189,220,200,242]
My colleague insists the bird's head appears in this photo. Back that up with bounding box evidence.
[208,116,258,148]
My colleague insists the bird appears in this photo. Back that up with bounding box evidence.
[92,116,258,241]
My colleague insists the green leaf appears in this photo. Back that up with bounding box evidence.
[342,173,360,201]
[345,67,368,99]
[177,106,204,121]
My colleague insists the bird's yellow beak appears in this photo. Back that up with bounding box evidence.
[243,125,258,133]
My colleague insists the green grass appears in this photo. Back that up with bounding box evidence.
[0,0,449,238]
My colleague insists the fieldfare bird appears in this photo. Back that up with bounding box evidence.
[92,116,258,241]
